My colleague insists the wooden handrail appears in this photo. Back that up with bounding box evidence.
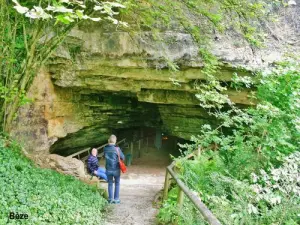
[68,147,91,158]
[68,138,126,159]
[68,136,153,164]
[163,149,222,225]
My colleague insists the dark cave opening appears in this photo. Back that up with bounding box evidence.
[50,124,190,165]
[48,91,203,160]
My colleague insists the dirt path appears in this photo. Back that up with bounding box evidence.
[102,147,171,225]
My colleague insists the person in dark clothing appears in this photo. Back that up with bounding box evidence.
[87,148,107,181]
[104,134,125,204]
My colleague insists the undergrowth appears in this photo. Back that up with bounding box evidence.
[0,137,107,224]
[157,63,300,225]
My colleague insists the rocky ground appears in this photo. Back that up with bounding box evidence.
[102,147,172,225]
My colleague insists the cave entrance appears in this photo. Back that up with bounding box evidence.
[49,92,199,161]
[57,126,189,171]
[111,127,181,186]
[113,127,184,163]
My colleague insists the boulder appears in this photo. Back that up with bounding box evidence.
[47,154,86,177]
[34,153,87,178]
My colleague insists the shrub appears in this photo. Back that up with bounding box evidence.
[158,63,300,224]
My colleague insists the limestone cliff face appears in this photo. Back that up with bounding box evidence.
[12,2,300,154]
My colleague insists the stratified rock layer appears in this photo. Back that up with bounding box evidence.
[12,3,300,155]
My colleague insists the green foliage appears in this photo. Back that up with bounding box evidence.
[188,63,300,171]
[204,153,300,224]
[157,187,208,225]
[13,0,128,26]
[0,0,126,132]
[157,188,179,224]
[158,64,300,224]
[0,136,107,224]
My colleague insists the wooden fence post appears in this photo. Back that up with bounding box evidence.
[163,170,171,200]
[138,140,141,158]
[130,142,133,157]
[197,146,201,158]
[162,152,222,225]
[177,188,184,208]
[146,137,149,153]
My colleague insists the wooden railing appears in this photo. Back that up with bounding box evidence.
[67,136,153,162]
[163,148,222,225]
[129,136,152,158]
[67,138,127,161]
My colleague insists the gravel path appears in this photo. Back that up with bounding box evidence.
[102,147,171,225]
